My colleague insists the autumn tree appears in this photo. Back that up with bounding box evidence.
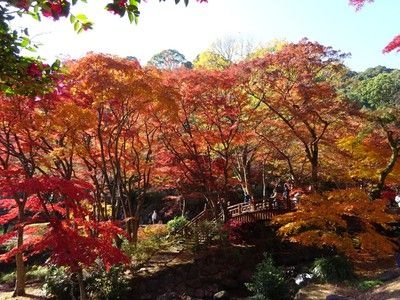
[157,69,227,213]
[193,36,257,70]
[0,91,129,297]
[193,51,231,70]
[65,53,177,243]
[0,93,46,295]
[237,39,349,190]
[157,67,262,217]
[341,68,400,198]
[0,172,129,298]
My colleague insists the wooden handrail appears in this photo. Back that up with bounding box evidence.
[175,200,294,235]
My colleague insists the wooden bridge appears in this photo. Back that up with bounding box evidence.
[185,200,293,229]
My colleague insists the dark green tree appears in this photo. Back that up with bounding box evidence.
[0,5,59,95]
[147,49,192,70]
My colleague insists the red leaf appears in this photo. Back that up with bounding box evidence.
[383,35,400,53]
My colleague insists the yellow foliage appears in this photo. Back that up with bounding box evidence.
[137,224,168,241]
[338,134,400,184]
[193,51,231,70]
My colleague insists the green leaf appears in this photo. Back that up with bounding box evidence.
[70,14,76,23]
[175,0,180,4]
[184,0,189,6]
[75,14,88,22]
[20,37,30,47]
[30,12,40,21]
[51,59,61,69]
[26,46,37,52]
[72,0,78,5]
[128,11,134,24]
[134,15,139,25]
[74,21,80,31]
[127,4,138,11]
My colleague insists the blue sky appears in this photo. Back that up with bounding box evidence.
[12,0,400,71]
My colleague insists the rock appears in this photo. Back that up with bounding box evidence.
[294,273,313,286]
[378,269,400,282]
[213,290,230,299]
[204,283,220,297]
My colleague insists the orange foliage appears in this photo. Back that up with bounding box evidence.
[273,188,399,260]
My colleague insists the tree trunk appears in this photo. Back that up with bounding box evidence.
[130,192,144,245]
[372,131,399,199]
[13,240,25,297]
[181,197,186,217]
[310,145,319,192]
[13,204,26,297]
[77,268,87,300]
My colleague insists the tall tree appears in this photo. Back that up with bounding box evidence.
[65,53,177,242]
[193,36,257,70]
[342,68,400,198]
[237,39,349,190]
[147,49,192,70]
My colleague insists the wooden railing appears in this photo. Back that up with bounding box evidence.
[180,200,293,231]
[227,201,291,222]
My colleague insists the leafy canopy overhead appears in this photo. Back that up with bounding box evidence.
[2,0,208,31]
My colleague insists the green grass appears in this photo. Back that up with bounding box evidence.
[27,265,48,282]
[357,279,383,292]
[0,271,15,284]
[0,265,49,284]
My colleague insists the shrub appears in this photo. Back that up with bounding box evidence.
[43,266,77,300]
[86,264,132,299]
[44,264,132,300]
[166,216,188,234]
[189,220,227,251]
[358,279,383,291]
[0,271,15,284]
[138,224,169,240]
[124,225,170,265]
[223,219,263,244]
[311,255,355,283]
[246,252,289,300]
[26,265,48,282]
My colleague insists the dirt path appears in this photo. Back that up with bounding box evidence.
[0,283,49,300]
[295,277,400,300]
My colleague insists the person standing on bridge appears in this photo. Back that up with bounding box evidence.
[250,195,256,211]
[151,210,158,224]
[274,180,285,209]
[218,198,229,222]
[244,193,251,204]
